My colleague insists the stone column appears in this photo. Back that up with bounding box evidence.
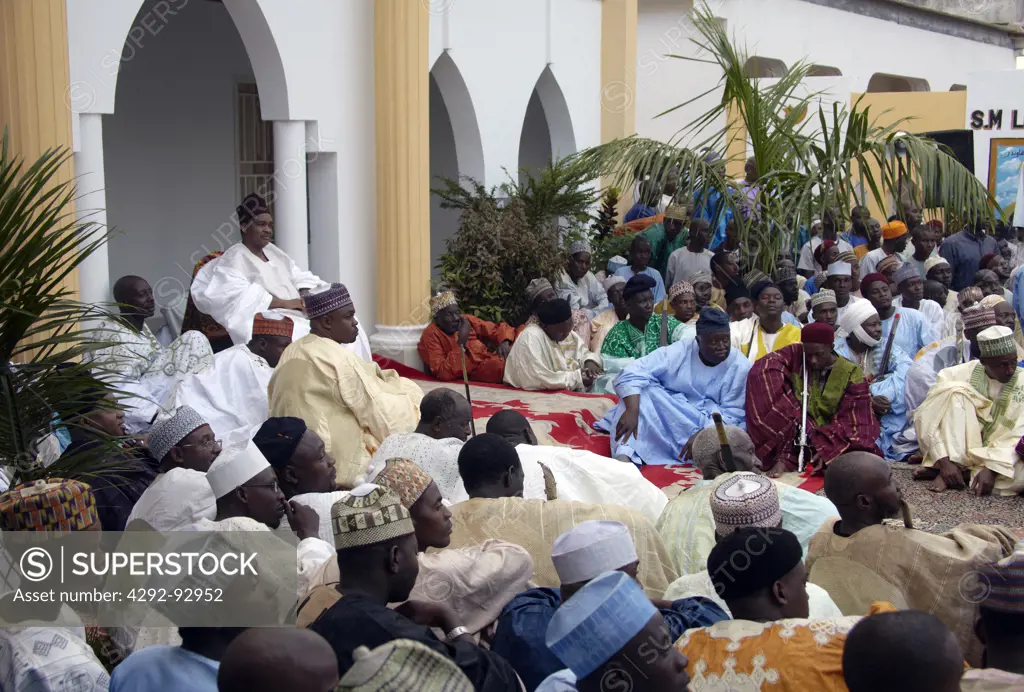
[369,0,431,367]
[272,120,310,271]
[74,113,111,305]
[0,0,77,297]
[600,0,638,218]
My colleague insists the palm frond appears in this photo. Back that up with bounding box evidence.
[0,131,130,483]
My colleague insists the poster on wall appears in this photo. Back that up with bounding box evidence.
[988,138,1024,216]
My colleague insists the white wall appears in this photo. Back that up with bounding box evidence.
[966,69,1024,211]
[519,90,554,184]
[68,0,376,328]
[429,0,602,187]
[103,0,254,315]
[636,0,1015,145]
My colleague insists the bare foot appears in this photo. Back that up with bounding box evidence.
[928,475,949,493]
[971,468,996,496]
[913,467,939,481]
[906,453,923,465]
[765,462,788,478]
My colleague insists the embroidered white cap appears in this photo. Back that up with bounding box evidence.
[551,520,638,585]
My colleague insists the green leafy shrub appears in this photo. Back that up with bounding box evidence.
[437,197,567,326]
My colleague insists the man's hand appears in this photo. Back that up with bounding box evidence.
[934,457,966,491]
[677,432,698,461]
[496,339,512,360]
[615,396,640,444]
[283,501,320,541]
[871,395,891,416]
[582,361,603,378]
[395,600,461,632]
[971,468,997,497]
[270,297,305,312]
[127,435,149,450]
[457,318,471,347]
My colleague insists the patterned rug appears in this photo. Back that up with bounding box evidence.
[375,356,821,498]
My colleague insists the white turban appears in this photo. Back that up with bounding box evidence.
[838,300,880,347]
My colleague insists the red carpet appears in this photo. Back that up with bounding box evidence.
[376,356,824,495]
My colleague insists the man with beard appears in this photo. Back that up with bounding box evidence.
[419,290,515,384]
[730,280,802,363]
[806,452,1016,666]
[599,308,749,466]
[745,323,880,477]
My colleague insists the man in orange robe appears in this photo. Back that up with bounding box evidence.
[419,291,515,383]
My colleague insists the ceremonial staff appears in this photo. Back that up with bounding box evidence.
[712,412,737,473]
[459,346,476,436]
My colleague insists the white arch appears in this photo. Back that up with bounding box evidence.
[532,66,577,160]
[103,0,289,119]
[430,52,485,183]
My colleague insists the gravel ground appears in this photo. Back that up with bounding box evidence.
[870,462,1023,536]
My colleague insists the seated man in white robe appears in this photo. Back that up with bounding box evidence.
[253,416,347,542]
[175,313,293,445]
[126,405,220,531]
[597,307,750,466]
[915,325,1024,496]
[369,389,473,504]
[504,299,603,392]
[0,480,111,692]
[662,474,842,620]
[269,283,423,487]
[190,193,371,360]
[195,440,336,597]
[486,410,668,524]
[90,275,214,432]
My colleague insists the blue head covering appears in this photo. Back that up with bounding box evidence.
[695,307,731,335]
[545,570,657,679]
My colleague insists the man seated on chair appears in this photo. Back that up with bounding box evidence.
[915,325,1024,496]
[745,322,881,477]
[806,452,1016,665]
[418,290,514,384]
[175,313,293,445]
[269,283,423,487]
[190,193,372,360]
[504,298,603,392]
[89,274,214,432]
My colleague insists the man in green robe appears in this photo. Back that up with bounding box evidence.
[641,203,689,279]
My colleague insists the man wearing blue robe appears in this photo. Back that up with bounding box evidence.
[597,308,750,466]
[860,272,936,359]
[833,301,912,460]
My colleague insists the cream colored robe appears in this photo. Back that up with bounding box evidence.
[447,497,677,599]
[915,361,1024,495]
[806,518,1017,666]
[268,334,423,486]
[503,323,602,392]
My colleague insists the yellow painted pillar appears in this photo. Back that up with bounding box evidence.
[725,103,747,180]
[600,0,638,215]
[373,0,431,337]
[0,0,77,299]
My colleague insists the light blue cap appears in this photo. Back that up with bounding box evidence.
[545,570,657,679]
